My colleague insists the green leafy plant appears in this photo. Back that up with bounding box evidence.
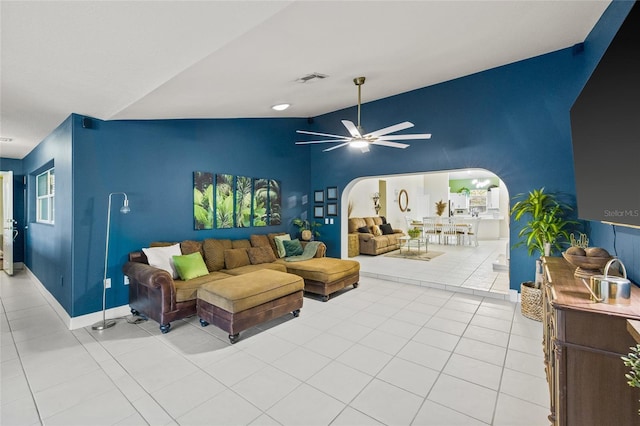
[292,218,322,239]
[407,228,421,238]
[510,187,578,258]
[622,344,640,415]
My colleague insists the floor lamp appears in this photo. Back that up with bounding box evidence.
[92,192,130,331]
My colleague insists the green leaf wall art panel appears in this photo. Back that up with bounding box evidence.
[216,173,234,228]
[252,178,268,227]
[193,171,213,230]
[235,176,252,228]
[268,179,281,225]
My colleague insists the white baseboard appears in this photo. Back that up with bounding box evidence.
[25,267,131,330]
[509,289,520,303]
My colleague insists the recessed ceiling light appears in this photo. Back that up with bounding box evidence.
[0,137,13,142]
[271,103,290,111]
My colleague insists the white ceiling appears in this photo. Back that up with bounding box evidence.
[0,0,611,159]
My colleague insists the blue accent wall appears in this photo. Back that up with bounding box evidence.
[70,115,310,316]
[21,116,74,313]
[12,0,638,317]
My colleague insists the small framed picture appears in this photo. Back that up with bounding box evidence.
[314,205,324,218]
[327,203,338,216]
[314,190,324,203]
[327,186,338,200]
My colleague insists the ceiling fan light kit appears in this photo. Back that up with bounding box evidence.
[295,76,432,153]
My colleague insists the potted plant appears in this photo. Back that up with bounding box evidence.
[622,344,640,415]
[292,218,322,241]
[407,228,421,239]
[510,187,578,321]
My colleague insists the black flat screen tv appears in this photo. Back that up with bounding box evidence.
[570,2,640,227]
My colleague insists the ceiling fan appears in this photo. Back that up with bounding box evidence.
[295,76,432,153]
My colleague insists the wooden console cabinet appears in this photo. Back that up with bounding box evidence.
[542,257,640,425]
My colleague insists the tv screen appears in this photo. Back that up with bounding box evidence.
[570,2,640,227]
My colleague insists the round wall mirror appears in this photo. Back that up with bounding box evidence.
[398,189,409,212]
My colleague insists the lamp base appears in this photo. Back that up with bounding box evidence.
[91,319,116,330]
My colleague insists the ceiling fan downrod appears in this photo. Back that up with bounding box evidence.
[354,76,366,132]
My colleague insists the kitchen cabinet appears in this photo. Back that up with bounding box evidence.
[449,193,468,210]
[542,257,640,425]
[487,188,499,209]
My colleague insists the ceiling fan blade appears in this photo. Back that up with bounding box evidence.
[360,145,370,153]
[365,121,414,138]
[372,140,410,149]
[296,130,349,139]
[295,139,350,145]
[341,120,362,138]
[323,142,350,152]
[378,133,432,141]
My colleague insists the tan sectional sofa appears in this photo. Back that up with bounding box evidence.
[123,233,359,340]
[348,216,405,255]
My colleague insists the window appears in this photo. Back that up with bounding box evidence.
[36,168,54,224]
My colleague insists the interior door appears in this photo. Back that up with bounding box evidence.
[2,171,14,275]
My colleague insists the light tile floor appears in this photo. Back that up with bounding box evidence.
[353,238,511,298]
[1,261,549,426]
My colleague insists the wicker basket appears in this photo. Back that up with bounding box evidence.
[521,281,543,322]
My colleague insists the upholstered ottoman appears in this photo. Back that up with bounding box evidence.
[196,269,303,343]
[278,257,360,301]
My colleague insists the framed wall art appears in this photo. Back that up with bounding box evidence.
[314,205,324,218]
[314,190,324,203]
[327,186,338,200]
[327,203,338,216]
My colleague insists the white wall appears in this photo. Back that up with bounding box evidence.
[423,173,450,217]
[349,179,379,218]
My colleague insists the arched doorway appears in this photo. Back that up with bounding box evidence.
[341,168,511,297]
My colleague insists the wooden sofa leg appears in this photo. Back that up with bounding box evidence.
[199,319,209,327]
[159,323,171,334]
[130,308,140,316]
[322,295,330,302]
[229,333,240,344]
[292,309,300,317]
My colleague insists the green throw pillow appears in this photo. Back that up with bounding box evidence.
[282,239,304,257]
[172,252,209,281]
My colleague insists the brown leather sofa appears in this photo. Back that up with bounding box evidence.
[348,217,404,255]
[123,233,359,334]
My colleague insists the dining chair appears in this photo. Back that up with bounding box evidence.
[466,218,481,247]
[440,218,458,245]
[422,217,439,244]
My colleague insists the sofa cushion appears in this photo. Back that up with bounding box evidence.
[283,239,304,257]
[250,234,271,248]
[278,257,360,283]
[142,243,182,278]
[371,225,382,236]
[222,262,287,275]
[180,240,203,256]
[267,232,288,256]
[172,252,210,281]
[247,246,277,265]
[274,234,291,258]
[174,271,231,303]
[380,223,394,235]
[232,239,252,249]
[224,248,250,270]
[202,239,226,272]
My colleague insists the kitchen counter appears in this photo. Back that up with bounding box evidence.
[453,214,504,239]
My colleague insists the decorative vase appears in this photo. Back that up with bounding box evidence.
[301,230,312,241]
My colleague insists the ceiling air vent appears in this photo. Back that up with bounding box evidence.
[295,72,328,83]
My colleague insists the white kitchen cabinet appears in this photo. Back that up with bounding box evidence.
[487,188,500,209]
[449,193,468,210]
